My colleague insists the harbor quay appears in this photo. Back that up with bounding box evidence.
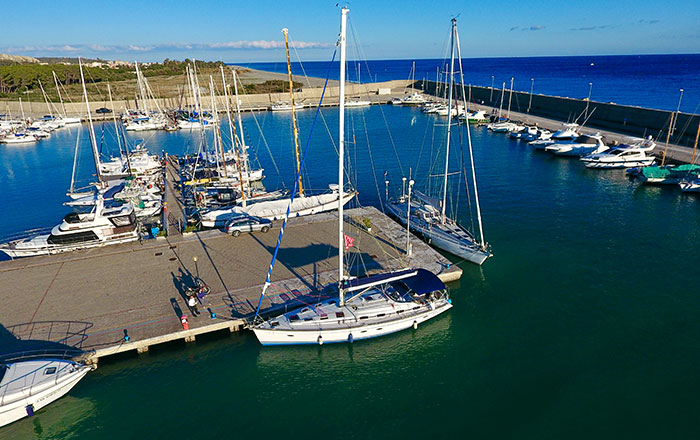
[0,206,462,366]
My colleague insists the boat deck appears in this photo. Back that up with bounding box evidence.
[0,206,461,365]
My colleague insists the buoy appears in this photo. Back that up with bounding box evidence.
[413,321,418,330]
[181,314,189,330]
[318,335,324,345]
[348,333,354,343]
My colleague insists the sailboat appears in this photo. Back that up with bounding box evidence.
[199,27,356,228]
[251,8,453,346]
[386,17,491,266]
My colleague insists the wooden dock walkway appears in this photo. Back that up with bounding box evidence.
[163,156,185,236]
[0,207,461,365]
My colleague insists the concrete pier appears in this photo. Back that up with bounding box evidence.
[0,206,461,365]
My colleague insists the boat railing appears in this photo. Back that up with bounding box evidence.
[3,320,94,354]
[0,226,53,244]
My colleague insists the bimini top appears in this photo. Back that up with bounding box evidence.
[343,268,445,295]
[104,183,126,199]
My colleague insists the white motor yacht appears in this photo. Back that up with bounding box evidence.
[459,110,489,124]
[545,133,608,157]
[509,126,538,139]
[0,197,140,258]
[581,136,656,168]
[487,121,521,133]
[529,123,580,149]
[345,99,371,107]
[0,359,92,428]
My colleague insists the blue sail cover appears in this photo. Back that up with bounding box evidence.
[104,183,126,199]
[344,268,445,295]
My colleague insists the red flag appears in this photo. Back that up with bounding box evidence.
[344,233,354,250]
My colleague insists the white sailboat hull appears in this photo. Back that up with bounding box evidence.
[582,157,655,169]
[200,190,356,228]
[253,302,452,345]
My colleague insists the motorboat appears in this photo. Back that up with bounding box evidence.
[0,197,140,258]
[387,192,490,265]
[124,116,167,131]
[581,136,656,169]
[679,176,700,192]
[0,359,92,428]
[0,133,38,144]
[628,164,700,184]
[487,121,521,133]
[345,99,371,107]
[270,102,305,111]
[529,123,580,149]
[99,145,163,178]
[509,126,538,139]
[521,128,551,142]
[545,133,608,156]
[459,110,488,124]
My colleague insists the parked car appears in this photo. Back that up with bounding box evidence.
[225,215,272,237]
[95,107,112,114]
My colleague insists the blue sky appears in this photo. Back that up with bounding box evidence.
[2,0,699,62]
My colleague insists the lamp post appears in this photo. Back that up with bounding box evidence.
[671,88,684,138]
[489,75,494,103]
[406,179,414,257]
[193,256,199,280]
[527,77,534,114]
[584,82,593,118]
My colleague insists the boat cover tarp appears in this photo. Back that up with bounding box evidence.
[344,268,445,295]
[104,183,126,199]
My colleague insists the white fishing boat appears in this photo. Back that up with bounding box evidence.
[252,8,452,346]
[345,99,371,107]
[459,109,488,124]
[545,133,608,156]
[0,359,92,428]
[581,136,656,168]
[0,133,37,144]
[270,101,305,111]
[0,197,140,258]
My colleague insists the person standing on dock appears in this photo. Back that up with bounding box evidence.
[188,295,200,316]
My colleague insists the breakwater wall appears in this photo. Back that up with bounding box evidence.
[418,81,700,148]
[0,79,411,118]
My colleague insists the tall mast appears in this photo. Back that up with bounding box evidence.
[52,71,67,118]
[221,66,245,198]
[338,7,348,306]
[38,80,53,119]
[79,58,104,186]
[231,68,251,203]
[283,28,304,197]
[441,18,456,225]
[453,19,485,247]
[506,77,513,119]
[107,83,124,166]
[498,82,505,120]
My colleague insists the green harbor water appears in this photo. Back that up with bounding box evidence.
[2,105,700,439]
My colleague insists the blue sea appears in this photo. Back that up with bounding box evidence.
[239,54,700,114]
[2,96,700,436]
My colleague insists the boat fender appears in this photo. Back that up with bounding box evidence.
[413,321,418,330]
[181,314,189,330]
[26,404,35,417]
[318,335,323,346]
[348,333,354,343]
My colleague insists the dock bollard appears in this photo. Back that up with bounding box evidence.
[181,315,189,330]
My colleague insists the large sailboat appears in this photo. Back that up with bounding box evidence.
[386,18,491,266]
[251,8,453,346]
